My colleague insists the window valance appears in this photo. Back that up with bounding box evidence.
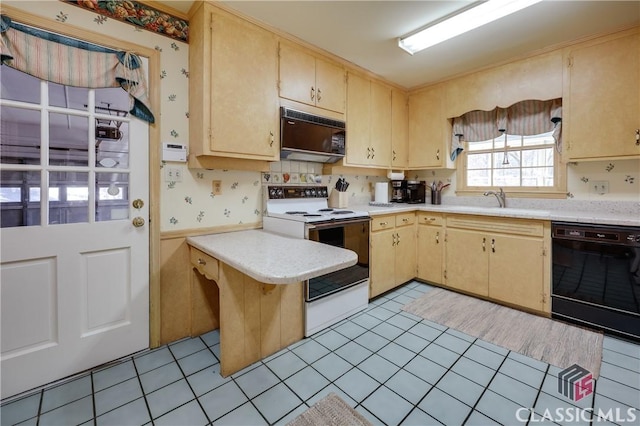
[0,15,154,123]
[450,99,561,160]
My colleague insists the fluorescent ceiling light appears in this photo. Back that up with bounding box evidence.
[398,0,543,55]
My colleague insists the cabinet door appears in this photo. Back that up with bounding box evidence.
[445,228,489,296]
[417,225,443,284]
[395,225,416,286]
[210,12,279,159]
[567,32,640,160]
[408,86,447,168]
[315,57,346,113]
[370,81,392,167]
[392,89,409,168]
[345,73,371,166]
[370,229,396,298]
[489,234,544,312]
[279,43,316,107]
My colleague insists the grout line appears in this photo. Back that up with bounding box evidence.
[130,355,155,425]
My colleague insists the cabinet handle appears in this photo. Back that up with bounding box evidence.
[482,237,486,251]
[367,147,371,159]
[392,233,397,246]
[197,258,207,266]
[393,150,397,161]
[436,232,439,244]
[317,88,322,102]
[379,221,388,226]
[396,232,400,245]
[436,149,440,160]
[310,86,315,101]
[491,238,495,253]
[402,218,409,223]
[636,129,639,146]
[269,131,274,147]
[371,147,375,159]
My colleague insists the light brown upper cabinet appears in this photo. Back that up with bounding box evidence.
[344,73,392,168]
[565,30,639,160]
[279,43,346,114]
[408,84,453,169]
[391,89,409,169]
[189,4,279,162]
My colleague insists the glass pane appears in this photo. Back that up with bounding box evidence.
[96,172,129,222]
[1,170,41,227]
[522,147,554,167]
[96,120,130,169]
[523,131,555,146]
[29,187,60,202]
[494,151,521,168]
[467,169,491,186]
[1,106,41,165]
[48,83,89,111]
[49,113,89,166]
[522,167,554,187]
[0,67,40,104]
[467,153,491,169]
[493,168,520,186]
[95,87,131,115]
[467,139,493,151]
[49,171,88,224]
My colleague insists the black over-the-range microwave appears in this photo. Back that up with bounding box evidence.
[279,107,346,163]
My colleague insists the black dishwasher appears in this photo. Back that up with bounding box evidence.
[552,222,640,340]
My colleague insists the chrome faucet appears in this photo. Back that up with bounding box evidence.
[484,187,506,208]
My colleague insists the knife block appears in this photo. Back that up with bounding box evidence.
[328,190,348,208]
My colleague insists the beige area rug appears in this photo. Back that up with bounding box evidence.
[287,393,373,426]
[402,288,603,378]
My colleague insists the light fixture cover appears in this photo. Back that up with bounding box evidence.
[398,0,543,55]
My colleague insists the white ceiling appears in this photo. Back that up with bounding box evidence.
[161,1,640,89]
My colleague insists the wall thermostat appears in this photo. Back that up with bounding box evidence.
[162,143,187,162]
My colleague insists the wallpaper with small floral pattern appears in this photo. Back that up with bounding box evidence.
[11,1,638,234]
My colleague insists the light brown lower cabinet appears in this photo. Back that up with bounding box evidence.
[443,215,551,313]
[370,212,416,298]
[416,212,444,284]
[190,249,304,376]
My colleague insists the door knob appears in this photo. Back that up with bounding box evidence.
[132,199,144,209]
[132,217,145,227]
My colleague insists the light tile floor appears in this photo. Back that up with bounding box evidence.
[2,281,639,425]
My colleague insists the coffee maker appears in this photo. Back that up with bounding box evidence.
[390,180,407,202]
[406,180,426,204]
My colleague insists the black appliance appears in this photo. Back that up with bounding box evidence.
[391,180,407,202]
[280,107,346,163]
[406,180,426,204]
[551,222,640,340]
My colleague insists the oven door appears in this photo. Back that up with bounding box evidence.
[306,217,370,302]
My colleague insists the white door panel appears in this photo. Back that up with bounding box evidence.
[1,65,149,398]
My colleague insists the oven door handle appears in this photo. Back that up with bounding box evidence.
[306,217,371,231]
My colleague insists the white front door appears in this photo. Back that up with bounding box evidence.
[0,65,150,399]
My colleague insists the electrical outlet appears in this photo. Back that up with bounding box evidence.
[212,180,222,195]
[591,180,609,195]
[164,167,182,182]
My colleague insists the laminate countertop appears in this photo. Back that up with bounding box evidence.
[187,230,357,284]
[357,203,640,227]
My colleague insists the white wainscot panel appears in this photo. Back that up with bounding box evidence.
[1,257,58,359]
[82,248,131,336]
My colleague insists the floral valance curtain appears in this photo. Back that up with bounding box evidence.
[450,98,561,161]
[0,15,154,123]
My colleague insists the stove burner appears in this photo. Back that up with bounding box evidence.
[285,211,308,215]
[332,210,354,215]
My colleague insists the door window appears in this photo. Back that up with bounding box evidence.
[0,67,132,227]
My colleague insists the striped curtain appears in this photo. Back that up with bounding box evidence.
[451,99,561,161]
[0,15,154,123]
